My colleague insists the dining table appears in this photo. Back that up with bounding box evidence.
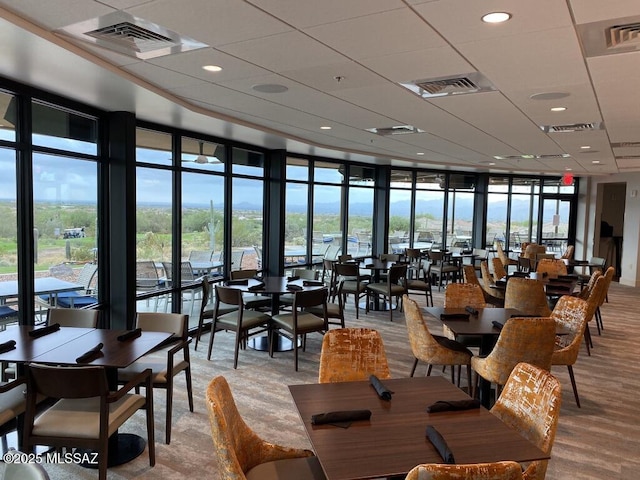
[0,324,172,466]
[223,276,326,351]
[0,277,84,306]
[289,376,548,480]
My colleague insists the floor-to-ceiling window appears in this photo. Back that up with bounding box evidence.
[415,172,445,249]
[486,177,509,248]
[509,178,540,248]
[313,162,344,259]
[389,170,413,252]
[347,165,374,256]
[285,157,310,267]
[446,174,475,249]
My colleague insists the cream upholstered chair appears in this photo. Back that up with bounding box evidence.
[504,277,552,317]
[550,295,590,407]
[403,296,472,389]
[118,312,193,444]
[0,378,30,440]
[405,461,523,480]
[491,363,562,480]
[318,327,390,383]
[536,258,567,278]
[206,376,325,480]
[365,263,408,322]
[47,307,99,328]
[194,277,239,351]
[472,317,556,399]
[24,364,155,480]
[2,449,51,479]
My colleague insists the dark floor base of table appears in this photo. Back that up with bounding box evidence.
[248,334,299,352]
[78,433,146,468]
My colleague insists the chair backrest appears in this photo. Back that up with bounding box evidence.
[524,244,546,260]
[318,328,391,383]
[491,363,562,480]
[215,285,244,308]
[230,269,258,280]
[231,250,244,271]
[480,260,493,291]
[48,308,99,328]
[292,287,328,311]
[181,261,197,281]
[136,261,160,288]
[338,254,353,263]
[561,245,575,259]
[380,253,401,262]
[189,250,214,262]
[75,263,98,291]
[428,251,444,264]
[444,283,486,309]
[551,295,590,361]
[504,277,551,317]
[26,364,108,400]
[517,256,531,272]
[485,318,556,385]
[462,265,480,285]
[491,257,507,281]
[589,256,606,271]
[404,461,523,480]
[334,262,359,279]
[200,277,212,314]
[206,375,266,479]
[598,266,615,307]
[403,295,453,361]
[386,263,408,285]
[404,248,421,260]
[496,242,511,267]
[291,268,318,280]
[324,244,341,260]
[578,270,602,300]
[136,312,188,338]
[536,258,567,277]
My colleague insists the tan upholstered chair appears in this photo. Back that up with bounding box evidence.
[594,266,615,334]
[405,461,523,480]
[270,288,328,371]
[504,277,552,317]
[207,285,271,367]
[403,296,472,388]
[581,275,607,354]
[491,257,507,283]
[444,282,486,309]
[495,241,517,273]
[318,327,390,383]
[206,376,324,480]
[479,261,505,307]
[365,263,408,321]
[47,307,99,328]
[576,270,602,301]
[550,295,590,407]
[561,245,575,260]
[118,312,193,444]
[536,258,567,278]
[491,363,562,480]
[25,364,155,480]
[472,317,556,398]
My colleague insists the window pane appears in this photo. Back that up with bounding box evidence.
[0,148,17,320]
[0,92,16,142]
[447,190,474,249]
[32,102,97,155]
[347,186,373,256]
[313,184,342,258]
[286,157,308,181]
[136,128,173,166]
[389,189,411,253]
[415,188,444,249]
[285,182,308,265]
[232,147,264,176]
[315,161,344,184]
[181,137,225,173]
[390,170,413,188]
[232,177,263,270]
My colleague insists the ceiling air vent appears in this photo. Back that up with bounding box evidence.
[611,142,640,148]
[399,72,496,99]
[57,12,208,59]
[540,122,603,133]
[365,125,425,136]
[606,22,640,48]
[576,15,640,57]
[494,154,570,160]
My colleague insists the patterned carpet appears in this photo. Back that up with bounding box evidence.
[1,281,638,479]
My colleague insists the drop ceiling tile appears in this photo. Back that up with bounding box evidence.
[280,61,386,92]
[569,0,640,24]
[124,62,204,90]
[0,0,114,29]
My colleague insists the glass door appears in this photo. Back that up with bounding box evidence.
[540,197,572,255]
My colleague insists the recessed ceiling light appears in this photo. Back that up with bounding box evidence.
[202,65,222,72]
[565,167,572,171]
[320,126,332,130]
[551,106,567,112]
[416,152,425,156]
[489,162,496,166]
[592,160,601,164]
[481,12,512,23]
[580,145,591,149]
[252,84,288,94]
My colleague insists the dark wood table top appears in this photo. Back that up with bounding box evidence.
[357,259,395,270]
[424,307,522,337]
[289,377,547,480]
[225,276,325,294]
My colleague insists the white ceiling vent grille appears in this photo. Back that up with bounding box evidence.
[606,22,640,48]
[366,125,425,136]
[577,15,640,57]
[57,12,208,59]
[540,122,603,133]
[399,73,496,99]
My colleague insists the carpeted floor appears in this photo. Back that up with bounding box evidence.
[1,281,638,479]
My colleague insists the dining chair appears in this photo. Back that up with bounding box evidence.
[594,266,615,334]
[491,362,562,480]
[479,260,505,307]
[561,245,575,260]
[426,251,459,290]
[550,295,590,407]
[471,317,556,402]
[194,277,238,351]
[404,461,523,480]
[2,449,51,479]
[230,269,271,310]
[491,257,507,283]
[406,260,434,307]
[444,282,486,309]
[230,250,245,271]
[161,261,201,316]
[280,269,319,309]
[365,263,408,322]
[504,277,552,317]
[206,376,324,480]
[207,285,271,367]
[404,248,422,280]
[403,296,472,388]
[47,307,99,328]
[304,280,345,329]
[318,327,391,383]
[24,363,155,480]
[334,262,367,319]
[43,262,98,308]
[495,241,518,274]
[0,377,30,443]
[536,258,567,278]
[118,312,193,444]
[270,288,328,371]
[320,258,339,301]
[136,260,165,311]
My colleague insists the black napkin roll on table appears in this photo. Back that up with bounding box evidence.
[0,340,16,354]
[365,263,375,268]
[426,399,481,413]
[464,306,478,315]
[288,275,300,281]
[492,320,504,330]
[426,425,455,464]
[311,409,371,425]
[117,327,142,342]
[432,335,473,355]
[247,281,265,291]
[286,284,303,291]
[369,374,393,401]
[302,280,324,286]
[28,323,61,338]
[440,313,470,321]
[226,279,248,286]
[76,342,104,363]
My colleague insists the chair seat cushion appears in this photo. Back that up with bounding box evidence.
[33,394,145,439]
[119,358,189,384]
[272,312,325,332]
[340,280,366,293]
[366,283,406,295]
[305,303,341,319]
[406,279,429,290]
[0,384,27,425]
[204,302,238,319]
[246,455,325,480]
[242,294,271,309]
[56,296,98,308]
[217,310,271,329]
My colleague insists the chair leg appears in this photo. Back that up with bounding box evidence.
[466,364,472,393]
[146,388,156,466]
[165,385,173,444]
[206,322,217,361]
[583,325,592,356]
[456,365,462,387]
[567,365,581,408]
[410,358,419,377]
[595,307,602,334]
[426,364,433,377]
[185,367,194,413]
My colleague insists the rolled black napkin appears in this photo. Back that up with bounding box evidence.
[311,409,371,425]
[512,271,529,277]
[369,374,393,401]
[426,399,481,413]
[288,275,300,281]
[464,306,478,315]
[247,281,265,291]
[226,279,248,286]
[117,327,142,342]
[28,323,61,338]
[365,263,375,268]
[286,284,303,291]
[76,342,104,363]
[495,279,507,287]
[0,340,16,354]
[302,280,324,286]
[440,313,470,320]
[432,335,473,355]
[492,320,504,330]
[426,425,455,464]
